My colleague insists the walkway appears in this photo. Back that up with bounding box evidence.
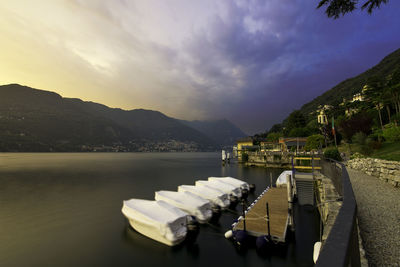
[347,168,400,266]
[234,187,288,242]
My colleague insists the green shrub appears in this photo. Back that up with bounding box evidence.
[242,152,249,162]
[350,152,364,159]
[382,124,400,142]
[324,147,342,161]
[352,132,367,145]
[305,134,324,151]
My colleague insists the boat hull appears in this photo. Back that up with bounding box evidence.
[126,217,187,246]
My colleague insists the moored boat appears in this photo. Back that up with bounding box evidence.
[155,190,212,223]
[177,185,230,209]
[208,176,249,190]
[196,179,242,198]
[121,199,188,246]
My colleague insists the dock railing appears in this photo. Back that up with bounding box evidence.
[316,159,361,267]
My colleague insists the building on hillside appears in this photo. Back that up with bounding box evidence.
[316,105,332,125]
[317,109,328,125]
[279,137,307,152]
[236,137,254,157]
[260,141,281,152]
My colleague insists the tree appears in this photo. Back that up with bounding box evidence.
[305,134,325,151]
[268,123,283,134]
[288,127,310,137]
[285,110,306,135]
[387,68,400,116]
[338,112,373,141]
[365,75,386,130]
[266,132,283,142]
[317,0,389,19]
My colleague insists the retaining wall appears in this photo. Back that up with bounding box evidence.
[346,158,400,187]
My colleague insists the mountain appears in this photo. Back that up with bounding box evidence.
[298,48,400,118]
[0,84,241,152]
[180,119,247,146]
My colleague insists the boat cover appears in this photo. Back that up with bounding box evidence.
[276,170,293,186]
[177,185,230,208]
[196,180,242,198]
[155,190,212,222]
[208,176,249,190]
[122,199,187,243]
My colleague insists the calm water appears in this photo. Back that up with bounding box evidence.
[0,153,319,266]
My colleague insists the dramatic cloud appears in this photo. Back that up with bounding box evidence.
[1,0,399,133]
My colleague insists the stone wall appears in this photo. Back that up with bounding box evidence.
[346,158,400,187]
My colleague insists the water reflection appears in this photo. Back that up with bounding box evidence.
[0,153,318,267]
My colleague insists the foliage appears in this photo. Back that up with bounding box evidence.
[306,120,321,135]
[352,132,377,155]
[285,110,306,135]
[371,141,400,161]
[242,152,249,162]
[305,134,324,151]
[324,147,342,161]
[382,124,400,142]
[266,132,283,142]
[338,112,373,141]
[317,0,389,19]
[288,127,310,137]
[299,48,400,121]
[350,152,365,159]
[352,132,367,145]
[268,123,283,134]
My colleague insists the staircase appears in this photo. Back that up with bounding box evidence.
[295,175,315,206]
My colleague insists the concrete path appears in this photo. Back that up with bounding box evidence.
[347,168,400,267]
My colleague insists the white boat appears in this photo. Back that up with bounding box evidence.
[155,190,212,223]
[177,185,230,209]
[121,199,188,246]
[208,176,249,191]
[196,179,242,198]
[222,150,227,161]
[276,170,293,187]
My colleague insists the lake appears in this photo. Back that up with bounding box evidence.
[0,153,319,266]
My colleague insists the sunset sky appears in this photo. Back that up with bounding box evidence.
[1,0,400,134]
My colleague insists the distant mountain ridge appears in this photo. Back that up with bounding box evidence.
[0,84,245,152]
[180,119,247,146]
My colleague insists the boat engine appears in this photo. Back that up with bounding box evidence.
[210,205,221,223]
[229,195,239,208]
[249,184,256,193]
[186,216,199,243]
[241,188,249,200]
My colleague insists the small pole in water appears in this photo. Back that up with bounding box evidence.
[270,173,273,187]
[242,200,246,231]
[266,202,271,239]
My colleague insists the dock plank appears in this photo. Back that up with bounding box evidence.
[234,187,288,240]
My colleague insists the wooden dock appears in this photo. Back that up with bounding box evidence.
[233,187,289,242]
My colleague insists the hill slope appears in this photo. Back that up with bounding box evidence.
[0,84,243,151]
[299,48,400,118]
[181,119,246,146]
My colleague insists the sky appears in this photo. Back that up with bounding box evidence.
[0,0,400,134]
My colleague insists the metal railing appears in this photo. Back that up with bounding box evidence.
[316,159,361,267]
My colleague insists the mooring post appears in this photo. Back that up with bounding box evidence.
[287,173,295,231]
[270,172,273,187]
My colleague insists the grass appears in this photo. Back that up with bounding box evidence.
[337,141,400,161]
[370,142,400,161]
